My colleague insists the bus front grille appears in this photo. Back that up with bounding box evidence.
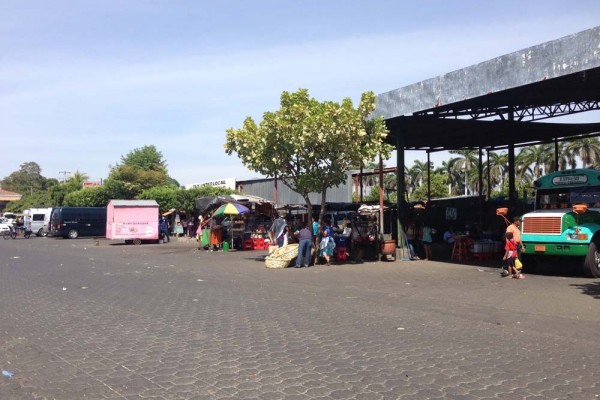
[522,216,562,234]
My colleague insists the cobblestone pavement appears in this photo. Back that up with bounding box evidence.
[1,237,599,399]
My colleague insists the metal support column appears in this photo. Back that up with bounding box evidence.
[397,137,406,248]
[554,138,559,171]
[508,108,516,206]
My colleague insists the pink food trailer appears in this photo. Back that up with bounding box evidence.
[106,200,159,245]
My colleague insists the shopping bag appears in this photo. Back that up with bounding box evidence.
[515,258,523,271]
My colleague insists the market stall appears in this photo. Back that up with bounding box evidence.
[350,205,383,263]
[195,195,275,251]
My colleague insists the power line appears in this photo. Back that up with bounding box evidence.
[59,171,71,183]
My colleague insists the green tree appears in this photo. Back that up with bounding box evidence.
[483,151,508,195]
[120,145,168,173]
[442,159,462,196]
[448,150,478,195]
[67,170,89,187]
[225,89,392,222]
[139,186,235,215]
[104,145,174,199]
[407,160,432,196]
[63,186,111,207]
[410,172,448,201]
[564,137,600,168]
[518,144,554,179]
[107,165,168,198]
[0,162,48,194]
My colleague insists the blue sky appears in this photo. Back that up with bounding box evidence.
[2,1,599,186]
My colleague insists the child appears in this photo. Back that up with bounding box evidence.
[319,229,336,266]
[503,231,520,278]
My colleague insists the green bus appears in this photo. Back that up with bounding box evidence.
[520,169,600,277]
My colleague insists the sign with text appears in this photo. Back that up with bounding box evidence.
[185,178,235,190]
[552,174,587,186]
[82,181,102,188]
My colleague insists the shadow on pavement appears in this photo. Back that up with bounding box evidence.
[570,282,600,299]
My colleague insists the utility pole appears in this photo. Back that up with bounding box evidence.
[59,171,71,183]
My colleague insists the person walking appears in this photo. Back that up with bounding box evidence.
[505,217,523,260]
[270,212,288,247]
[319,228,336,266]
[187,218,195,238]
[295,223,313,268]
[503,231,521,278]
[159,217,170,243]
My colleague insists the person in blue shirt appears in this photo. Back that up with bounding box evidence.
[311,216,319,236]
[322,220,334,238]
[159,218,170,243]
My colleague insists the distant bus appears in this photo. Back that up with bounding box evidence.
[50,207,107,239]
[520,169,600,277]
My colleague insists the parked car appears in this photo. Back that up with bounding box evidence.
[1,213,17,225]
[0,218,13,234]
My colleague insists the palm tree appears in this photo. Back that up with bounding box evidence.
[442,159,463,196]
[448,149,478,195]
[517,144,554,179]
[382,172,397,201]
[483,151,507,194]
[564,137,600,168]
[407,160,432,193]
[67,170,89,186]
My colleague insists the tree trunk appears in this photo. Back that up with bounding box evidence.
[303,195,313,225]
[319,188,328,225]
[313,187,328,265]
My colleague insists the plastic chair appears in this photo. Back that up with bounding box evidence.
[451,236,470,262]
[335,247,348,261]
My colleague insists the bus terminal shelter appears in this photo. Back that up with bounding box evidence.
[372,26,600,242]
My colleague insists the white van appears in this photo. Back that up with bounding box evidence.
[23,208,53,236]
[2,212,17,225]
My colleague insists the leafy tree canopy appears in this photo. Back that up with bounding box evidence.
[0,162,49,194]
[410,173,448,201]
[225,89,392,221]
[120,145,168,173]
[63,186,111,207]
[139,186,234,214]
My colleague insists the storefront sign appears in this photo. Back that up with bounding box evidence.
[185,178,236,190]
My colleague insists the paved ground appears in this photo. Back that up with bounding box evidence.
[0,236,599,399]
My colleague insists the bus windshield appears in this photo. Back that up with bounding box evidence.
[536,186,600,209]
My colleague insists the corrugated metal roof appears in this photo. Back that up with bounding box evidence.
[109,200,159,207]
[237,174,353,205]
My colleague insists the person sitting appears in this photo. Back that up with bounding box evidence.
[443,226,455,245]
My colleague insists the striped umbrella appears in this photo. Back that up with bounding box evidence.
[212,202,250,217]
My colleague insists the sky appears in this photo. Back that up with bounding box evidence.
[2,0,600,187]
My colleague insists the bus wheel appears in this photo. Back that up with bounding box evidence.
[583,241,600,278]
[133,238,142,246]
[68,229,79,239]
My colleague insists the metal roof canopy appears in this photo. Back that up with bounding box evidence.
[375,26,600,150]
